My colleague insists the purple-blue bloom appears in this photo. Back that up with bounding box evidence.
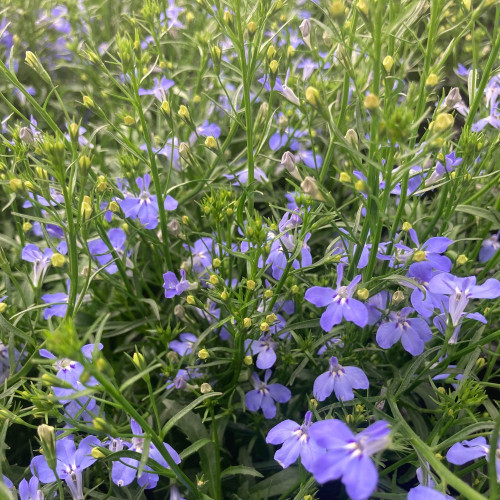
[21,244,53,286]
[18,476,44,500]
[245,334,278,369]
[305,265,368,331]
[111,419,181,489]
[313,356,369,402]
[31,435,101,499]
[138,76,175,101]
[309,419,390,500]
[479,232,499,263]
[169,333,197,356]
[265,411,323,471]
[376,307,432,356]
[88,228,129,275]
[118,174,178,229]
[163,269,190,298]
[245,369,291,419]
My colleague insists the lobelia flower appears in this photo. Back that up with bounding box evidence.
[425,152,463,186]
[138,76,175,101]
[163,269,190,298]
[365,291,389,326]
[245,370,291,419]
[376,307,432,356]
[266,411,323,471]
[21,244,54,286]
[141,137,181,170]
[40,344,102,420]
[184,237,214,273]
[31,435,102,500]
[88,228,130,275]
[163,0,184,29]
[408,486,451,500]
[313,356,369,402]
[111,419,181,489]
[244,334,278,369]
[223,166,269,185]
[404,262,446,317]
[305,264,368,331]
[392,229,453,272]
[118,174,178,229]
[446,436,500,481]
[471,75,500,132]
[2,474,14,490]
[18,476,44,500]
[169,333,197,356]
[309,419,391,500]
[479,231,499,263]
[41,292,69,319]
[166,367,202,390]
[428,273,500,326]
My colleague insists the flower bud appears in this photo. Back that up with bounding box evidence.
[178,105,190,122]
[402,221,412,231]
[209,274,219,286]
[10,178,24,192]
[425,73,439,87]
[23,222,32,232]
[123,115,135,126]
[211,45,221,75]
[109,201,120,213]
[179,142,191,161]
[357,288,369,300]
[260,322,270,332]
[246,279,256,290]
[186,295,195,305]
[299,19,311,49]
[269,59,279,75]
[364,93,380,110]
[96,175,108,192]
[339,172,351,183]
[25,51,52,84]
[263,289,273,299]
[345,129,358,148]
[243,355,253,365]
[132,352,146,370]
[247,21,257,36]
[82,95,95,108]
[443,87,461,111]
[204,135,218,149]
[51,253,66,268]
[198,348,210,360]
[330,0,345,16]
[301,176,324,201]
[81,195,92,220]
[267,45,276,61]
[266,313,277,324]
[305,86,321,107]
[91,448,106,459]
[93,417,116,435]
[220,290,228,300]
[223,9,233,25]
[161,100,171,117]
[19,127,35,144]
[200,382,212,394]
[383,55,394,72]
[456,254,468,266]
[37,425,57,471]
[0,302,6,314]
[392,290,404,304]
[78,155,91,175]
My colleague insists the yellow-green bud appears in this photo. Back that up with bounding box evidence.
[354,180,365,191]
[456,254,468,266]
[212,258,221,268]
[243,317,252,328]
[132,352,145,370]
[402,222,412,231]
[186,295,195,305]
[357,288,369,300]
[78,155,91,175]
[37,424,56,470]
[247,21,257,35]
[383,55,394,72]
[339,172,351,183]
[0,302,6,314]
[23,222,32,233]
[291,285,299,294]
[263,289,273,299]
[123,115,135,126]
[413,250,426,262]
[10,178,24,192]
[81,195,92,220]
[209,274,219,285]
[364,93,379,110]
[305,86,320,107]
[430,113,454,132]
[205,135,217,149]
[220,290,229,300]
[91,448,106,459]
[198,348,210,360]
[426,73,439,87]
[267,45,276,61]
[82,95,94,108]
[161,100,171,117]
[260,322,270,332]
[109,200,120,213]
[269,59,279,74]
[51,253,66,268]
[266,313,277,324]
[330,0,345,16]
[247,280,256,290]
[243,355,253,365]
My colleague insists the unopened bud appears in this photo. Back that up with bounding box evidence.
[305,86,320,107]
[10,178,24,192]
[220,290,228,300]
[247,21,257,35]
[132,352,145,370]
[383,55,394,72]
[392,290,404,304]
[223,9,233,25]
[186,295,195,305]
[69,122,80,143]
[205,135,217,149]
[198,348,210,360]
[260,322,270,332]
[81,195,92,220]
[0,302,7,314]
[299,19,311,49]
[91,448,106,459]
[209,274,219,286]
[200,382,212,394]
[413,250,426,262]
[23,222,32,232]
[301,176,323,201]
[96,175,108,192]
[109,200,120,213]
[243,317,252,328]
[330,0,345,16]
[246,279,256,290]
[82,95,94,108]
[78,155,91,175]
[263,289,273,299]
[425,73,439,87]
[179,142,191,161]
[345,129,358,148]
[243,355,253,365]
[456,254,468,266]
[269,59,279,74]
[266,313,277,324]
[364,93,379,110]
[123,115,135,126]
[51,253,66,268]
[37,425,56,470]
[19,127,35,144]
[402,222,412,231]
[357,288,369,300]
[339,172,351,183]
[161,100,171,117]
[267,45,276,61]
[178,105,190,122]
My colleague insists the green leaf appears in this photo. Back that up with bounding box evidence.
[221,465,263,479]
[455,205,500,228]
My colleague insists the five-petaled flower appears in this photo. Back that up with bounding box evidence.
[245,370,291,419]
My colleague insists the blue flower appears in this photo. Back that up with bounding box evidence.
[266,411,323,471]
[118,174,178,229]
[31,435,102,499]
[163,269,190,298]
[21,244,54,286]
[88,228,129,275]
[376,307,432,356]
[245,334,278,369]
[305,265,368,330]
[138,76,175,101]
[313,356,369,402]
[479,231,499,263]
[111,419,181,489]
[309,419,390,500]
[245,370,291,419]
[18,476,44,500]
[169,333,197,356]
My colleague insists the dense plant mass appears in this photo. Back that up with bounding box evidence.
[0,0,499,498]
